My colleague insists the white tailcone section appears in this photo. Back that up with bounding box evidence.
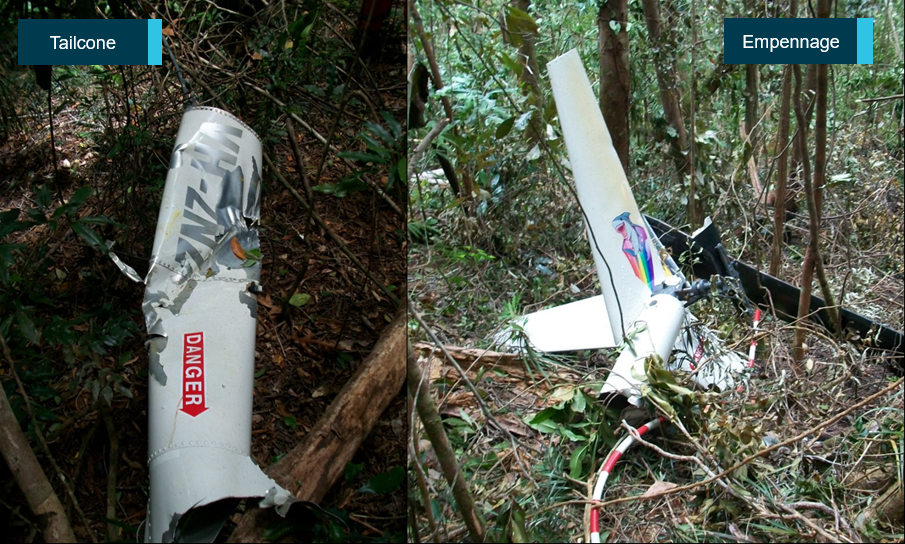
[547,50,675,342]
[599,295,685,405]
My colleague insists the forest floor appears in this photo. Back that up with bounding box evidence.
[408,112,905,542]
[0,5,407,542]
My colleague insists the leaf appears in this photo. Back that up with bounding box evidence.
[570,443,589,479]
[504,5,538,47]
[336,150,385,163]
[162,25,175,37]
[498,52,522,76]
[345,462,364,483]
[231,238,246,260]
[381,111,402,140]
[609,20,621,33]
[364,121,395,147]
[360,466,404,494]
[312,177,369,197]
[0,209,34,239]
[514,111,533,131]
[502,499,530,543]
[52,187,93,218]
[396,158,407,187]
[549,386,576,404]
[71,221,107,254]
[642,480,678,497]
[283,416,298,429]
[571,391,586,413]
[289,293,311,307]
[15,311,40,345]
[251,51,263,61]
[560,427,586,442]
[496,116,516,139]
[102,385,113,406]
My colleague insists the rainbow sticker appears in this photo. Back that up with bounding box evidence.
[612,212,655,290]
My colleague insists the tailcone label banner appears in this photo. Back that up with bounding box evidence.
[18,19,162,66]
[724,18,873,64]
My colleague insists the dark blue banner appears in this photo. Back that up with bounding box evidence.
[724,18,873,64]
[18,19,162,65]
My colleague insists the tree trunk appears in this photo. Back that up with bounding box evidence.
[769,0,798,277]
[792,0,840,364]
[513,0,544,147]
[770,64,792,277]
[407,342,486,543]
[409,0,470,212]
[597,0,631,175]
[744,64,759,167]
[790,63,817,192]
[641,0,690,180]
[791,63,813,365]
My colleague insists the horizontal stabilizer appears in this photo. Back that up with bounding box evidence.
[512,296,617,352]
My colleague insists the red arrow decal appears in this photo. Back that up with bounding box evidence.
[180,332,208,417]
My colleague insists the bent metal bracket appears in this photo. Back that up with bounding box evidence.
[111,106,296,543]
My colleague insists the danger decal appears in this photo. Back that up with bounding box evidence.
[181,332,208,417]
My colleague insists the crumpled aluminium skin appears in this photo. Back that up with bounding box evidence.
[142,107,294,543]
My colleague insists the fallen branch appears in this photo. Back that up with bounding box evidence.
[411,342,520,364]
[409,118,449,185]
[857,93,904,104]
[0,335,76,543]
[408,341,485,543]
[623,421,844,543]
[227,311,406,542]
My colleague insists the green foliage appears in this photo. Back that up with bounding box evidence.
[1,182,136,438]
[325,111,405,199]
[525,385,617,480]
[359,466,405,494]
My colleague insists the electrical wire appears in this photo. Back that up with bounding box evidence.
[163,34,195,107]
[138,2,195,106]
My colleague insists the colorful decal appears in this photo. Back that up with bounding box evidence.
[181,332,208,417]
[612,212,655,290]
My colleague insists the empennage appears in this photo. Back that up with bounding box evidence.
[507,50,745,401]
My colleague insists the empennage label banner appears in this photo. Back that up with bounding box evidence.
[724,18,873,64]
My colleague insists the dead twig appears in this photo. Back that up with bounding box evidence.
[264,153,400,307]
[285,118,314,203]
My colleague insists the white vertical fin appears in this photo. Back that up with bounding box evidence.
[547,50,675,341]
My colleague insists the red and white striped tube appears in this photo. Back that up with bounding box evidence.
[747,309,761,368]
[589,417,666,543]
